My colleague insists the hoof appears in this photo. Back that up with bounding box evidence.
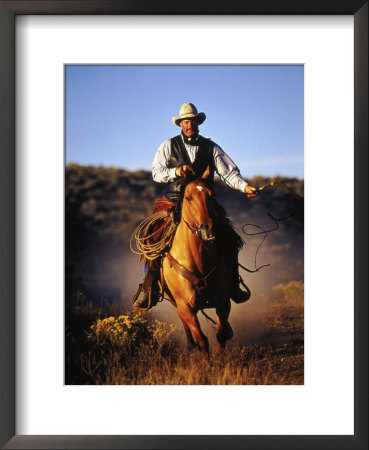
[198,346,209,354]
[217,343,226,353]
[186,343,196,352]
[197,342,209,354]
[216,322,233,344]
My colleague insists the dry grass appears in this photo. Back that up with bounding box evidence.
[66,281,304,385]
[81,342,303,385]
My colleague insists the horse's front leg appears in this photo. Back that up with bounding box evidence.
[179,318,196,351]
[177,302,209,353]
[215,298,233,351]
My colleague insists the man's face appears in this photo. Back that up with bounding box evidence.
[180,119,199,138]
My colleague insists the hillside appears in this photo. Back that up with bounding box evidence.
[65,163,304,303]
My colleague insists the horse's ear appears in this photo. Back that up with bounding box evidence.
[201,165,211,179]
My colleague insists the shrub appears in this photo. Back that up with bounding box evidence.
[273,280,304,305]
[87,311,177,355]
[267,281,304,339]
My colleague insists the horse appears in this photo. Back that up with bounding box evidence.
[161,174,236,353]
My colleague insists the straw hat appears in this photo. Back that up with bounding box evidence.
[172,103,206,126]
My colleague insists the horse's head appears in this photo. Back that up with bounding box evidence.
[182,179,216,241]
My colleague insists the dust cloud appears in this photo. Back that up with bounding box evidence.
[66,168,303,348]
[70,221,303,348]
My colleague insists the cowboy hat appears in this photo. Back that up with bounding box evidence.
[172,103,206,126]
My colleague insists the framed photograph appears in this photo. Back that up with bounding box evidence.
[64,63,305,386]
[1,1,367,449]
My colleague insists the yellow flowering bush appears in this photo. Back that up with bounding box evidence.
[150,319,177,351]
[87,311,177,355]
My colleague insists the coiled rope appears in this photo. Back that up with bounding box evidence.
[129,210,178,261]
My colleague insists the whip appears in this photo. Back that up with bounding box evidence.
[256,180,304,200]
[240,179,304,273]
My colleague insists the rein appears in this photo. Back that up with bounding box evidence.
[183,217,200,235]
[182,197,203,236]
[183,217,214,239]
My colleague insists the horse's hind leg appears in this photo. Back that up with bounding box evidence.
[180,318,196,351]
[216,299,233,351]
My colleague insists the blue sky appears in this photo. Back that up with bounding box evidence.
[65,65,304,179]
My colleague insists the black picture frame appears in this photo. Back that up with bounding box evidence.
[0,1,367,449]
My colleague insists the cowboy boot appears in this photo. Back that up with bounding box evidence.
[132,266,161,311]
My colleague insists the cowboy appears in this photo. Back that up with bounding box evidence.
[132,103,257,310]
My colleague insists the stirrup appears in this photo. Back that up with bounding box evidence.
[131,283,144,305]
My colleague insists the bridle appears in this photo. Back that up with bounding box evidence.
[183,217,209,237]
[182,187,215,240]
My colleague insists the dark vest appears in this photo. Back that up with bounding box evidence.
[166,135,215,202]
